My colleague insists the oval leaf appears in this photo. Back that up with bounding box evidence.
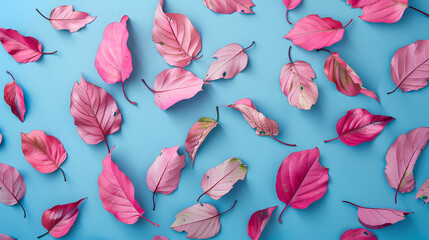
[283,0,302,24]
[324,108,394,146]
[152,0,202,67]
[0,162,26,218]
[276,147,329,223]
[247,206,277,240]
[340,228,377,240]
[346,0,408,23]
[4,71,26,122]
[203,0,255,14]
[36,5,96,33]
[416,178,429,204]
[0,234,16,240]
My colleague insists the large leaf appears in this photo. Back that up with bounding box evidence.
[340,228,377,240]
[247,206,277,240]
[0,162,26,218]
[3,71,26,122]
[203,0,255,14]
[36,5,96,33]
[346,0,408,23]
[416,178,429,205]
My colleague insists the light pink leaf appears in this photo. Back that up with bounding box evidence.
[389,39,429,94]
[0,133,2,145]
[0,28,56,63]
[320,49,379,102]
[283,0,302,24]
[171,200,237,239]
[36,5,96,33]
[385,127,429,203]
[324,108,394,146]
[98,147,158,226]
[153,236,168,240]
[142,68,204,110]
[346,0,408,23]
[0,234,16,240]
[284,14,352,51]
[4,71,26,122]
[203,0,255,14]
[70,76,122,153]
[280,46,318,110]
[95,15,135,104]
[147,146,186,210]
[343,201,412,229]
[276,147,329,223]
[198,158,247,201]
[39,198,86,238]
[247,206,277,240]
[0,162,26,218]
[340,228,377,240]
[205,42,254,81]
[225,98,296,146]
[21,130,67,182]
[416,178,429,204]
[185,107,219,167]
[152,0,202,67]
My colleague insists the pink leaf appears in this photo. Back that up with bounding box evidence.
[385,127,429,203]
[185,107,219,167]
[198,158,247,201]
[0,133,2,145]
[95,15,135,105]
[416,178,429,204]
[276,147,329,223]
[319,49,379,102]
[225,98,296,146]
[147,146,186,210]
[98,147,158,226]
[280,46,318,110]
[346,0,408,23]
[70,76,122,153]
[152,0,202,67]
[4,71,26,122]
[153,236,168,240]
[0,162,26,218]
[206,42,254,81]
[21,130,67,182]
[284,14,352,51]
[247,206,277,240]
[389,39,429,94]
[0,28,56,63]
[203,0,255,14]
[142,68,204,110]
[340,228,377,240]
[171,200,237,239]
[38,198,86,238]
[324,108,394,146]
[283,0,302,24]
[36,5,96,33]
[0,234,16,240]
[343,201,413,229]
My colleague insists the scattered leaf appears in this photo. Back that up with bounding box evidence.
[247,206,277,240]
[4,71,26,122]
[153,236,168,240]
[0,133,2,145]
[203,0,255,14]
[345,0,407,23]
[36,5,96,33]
[340,228,377,240]
[416,178,429,205]
[283,0,302,24]
[0,162,26,218]
[0,234,16,240]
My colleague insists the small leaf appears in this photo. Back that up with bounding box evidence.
[283,0,302,24]
[153,236,168,240]
[416,178,429,205]
[0,234,16,240]
[247,206,277,240]
[36,5,96,33]
[203,0,255,14]
[0,133,2,145]
[340,228,377,240]
[0,162,26,218]
[4,71,26,122]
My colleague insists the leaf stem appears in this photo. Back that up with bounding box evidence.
[243,41,255,51]
[219,200,238,215]
[215,106,219,122]
[197,192,205,202]
[317,48,333,55]
[36,9,50,20]
[342,200,361,208]
[279,205,287,223]
[141,215,159,227]
[288,46,293,63]
[408,5,429,18]
[105,138,111,153]
[192,55,203,60]
[324,136,340,143]
[269,135,296,147]
[6,71,15,82]
[286,9,292,24]
[58,167,67,182]
[37,231,49,239]
[17,200,26,218]
[122,81,136,105]
[141,79,157,93]
[387,85,400,95]
[40,51,57,55]
[343,19,353,28]
[152,192,156,211]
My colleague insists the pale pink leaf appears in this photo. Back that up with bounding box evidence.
[0,162,26,218]
[385,127,429,203]
[343,201,412,229]
[324,108,394,146]
[152,0,202,67]
[283,0,302,24]
[198,158,247,201]
[142,68,204,110]
[340,228,377,240]
[153,236,168,240]
[147,146,186,210]
[284,14,352,51]
[206,42,254,81]
[4,71,26,122]
[247,206,277,240]
[276,147,329,223]
[203,0,255,14]
[346,0,408,23]
[0,234,16,240]
[416,178,429,204]
[37,5,96,33]
[21,130,67,181]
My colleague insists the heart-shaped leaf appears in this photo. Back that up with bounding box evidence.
[203,0,255,14]
[4,71,26,122]
[0,234,16,240]
[345,0,408,23]
[340,228,377,240]
[283,0,302,24]
[0,162,26,218]
[36,5,96,33]
[416,178,429,205]
[247,206,277,240]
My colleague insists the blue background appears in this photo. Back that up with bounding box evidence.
[1,0,429,239]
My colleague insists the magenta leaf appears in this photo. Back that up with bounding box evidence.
[37,198,86,239]
[284,14,352,51]
[171,200,237,239]
[185,107,219,167]
[324,108,394,146]
[153,236,168,240]
[0,162,26,218]
[98,147,158,226]
[198,158,247,201]
[280,46,318,110]
[343,201,413,229]
[142,68,204,110]
[152,0,202,67]
[69,76,122,153]
[247,206,277,240]
[0,28,56,63]
[206,42,254,81]
[416,178,429,205]
[340,228,377,240]
[283,0,302,24]
[36,5,96,33]
[147,146,186,210]
[225,98,296,146]
[203,0,255,14]
[21,130,67,182]
[276,147,329,223]
[0,234,16,240]
[385,127,429,203]
[389,39,429,94]
[95,15,135,104]
[4,71,26,122]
